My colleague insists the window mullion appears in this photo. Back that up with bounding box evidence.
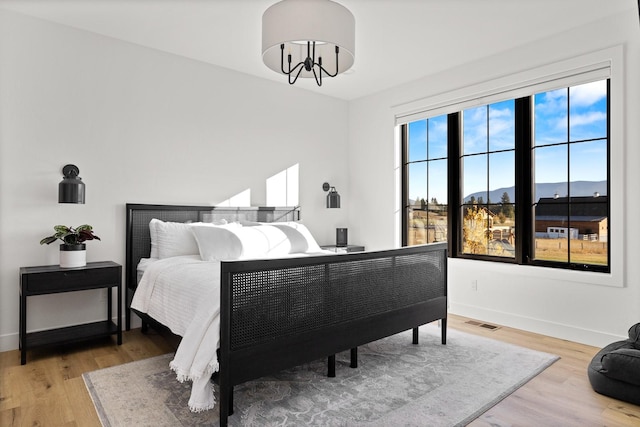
[401,124,408,247]
[566,88,573,262]
[514,96,532,264]
[447,112,461,257]
[484,106,489,249]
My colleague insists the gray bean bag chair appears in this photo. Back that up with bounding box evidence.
[588,323,640,405]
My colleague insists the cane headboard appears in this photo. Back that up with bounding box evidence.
[124,203,300,328]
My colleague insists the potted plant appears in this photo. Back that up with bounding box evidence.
[40,225,100,268]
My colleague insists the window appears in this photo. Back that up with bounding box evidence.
[403,115,448,245]
[533,80,608,267]
[461,100,516,258]
[401,79,610,273]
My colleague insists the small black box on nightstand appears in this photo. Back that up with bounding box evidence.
[336,228,348,247]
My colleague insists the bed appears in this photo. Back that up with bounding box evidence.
[125,203,448,426]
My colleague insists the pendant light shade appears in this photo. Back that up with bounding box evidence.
[58,164,85,204]
[262,0,355,86]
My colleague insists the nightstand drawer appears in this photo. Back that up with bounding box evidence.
[24,266,120,293]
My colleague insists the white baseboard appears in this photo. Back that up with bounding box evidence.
[449,302,625,348]
[2,309,623,353]
[0,332,18,353]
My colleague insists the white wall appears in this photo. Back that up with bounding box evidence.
[0,10,350,351]
[348,10,640,347]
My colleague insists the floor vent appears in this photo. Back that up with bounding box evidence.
[466,320,500,331]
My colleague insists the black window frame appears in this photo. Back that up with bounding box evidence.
[402,115,450,247]
[401,79,610,273]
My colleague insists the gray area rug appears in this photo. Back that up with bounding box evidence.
[83,325,558,426]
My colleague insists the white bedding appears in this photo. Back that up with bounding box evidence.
[131,255,222,411]
[135,257,157,284]
[131,250,333,412]
[132,217,335,412]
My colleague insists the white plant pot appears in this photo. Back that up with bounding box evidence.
[60,244,86,268]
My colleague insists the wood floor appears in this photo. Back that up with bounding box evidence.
[1,314,639,426]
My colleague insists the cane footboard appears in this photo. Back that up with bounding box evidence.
[125,204,447,426]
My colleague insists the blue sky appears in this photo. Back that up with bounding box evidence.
[533,80,607,196]
[407,79,608,204]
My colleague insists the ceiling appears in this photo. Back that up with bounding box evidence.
[0,0,635,100]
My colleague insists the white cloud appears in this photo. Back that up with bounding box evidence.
[571,111,606,126]
[463,107,487,151]
[489,107,513,119]
[463,104,516,151]
[535,88,567,115]
[552,111,605,131]
[430,118,448,136]
[535,80,606,115]
[570,80,607,107]
[489,110,513,132]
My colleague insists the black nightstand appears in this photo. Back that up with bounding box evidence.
[320,245,365,253]
[19,261,122,365]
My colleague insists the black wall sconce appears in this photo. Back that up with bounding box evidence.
[322,182,340,208]
[58,164,85,204]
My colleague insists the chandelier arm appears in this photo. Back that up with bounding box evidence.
[312,65,322,86]
[318,46,340,78]
[280,46,304,77]
[312,41,316,66]
[279,43,307,84]
[279,44,288,75]
[289,61,305,75]
[289,63,305,85]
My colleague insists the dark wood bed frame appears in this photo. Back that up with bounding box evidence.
[125,203,448,426]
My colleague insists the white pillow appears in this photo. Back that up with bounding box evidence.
[151,219,230,259]
[155,220,200,259]
[191,224,270,261]
[191,221,323,261]
[269,222,322,253]
[239,221,322,253]
[246,225,293,256]
[149,218,161,258]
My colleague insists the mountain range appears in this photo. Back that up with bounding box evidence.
[463,181,607,204]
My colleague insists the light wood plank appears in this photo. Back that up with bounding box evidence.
[1,316,639,425]
[64,377,101,427]
[447,315,640,427]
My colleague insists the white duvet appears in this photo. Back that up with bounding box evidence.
[131,250,334,412]
[130,255,222,412]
